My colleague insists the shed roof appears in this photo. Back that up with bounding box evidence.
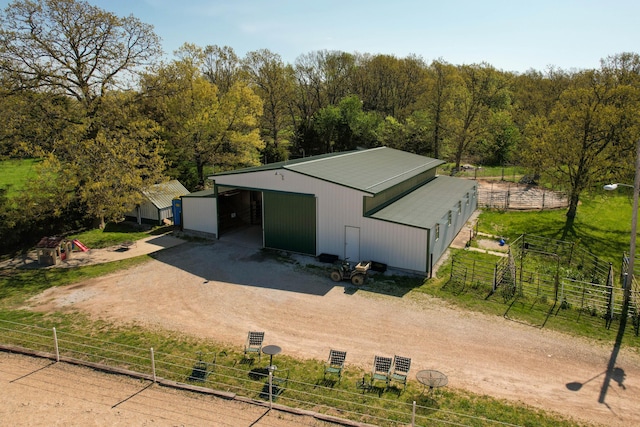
[182,189,215,198]
[369,175,477,229]
[36,236,66,248]
[211,147,443,195]
[143,180,189,209]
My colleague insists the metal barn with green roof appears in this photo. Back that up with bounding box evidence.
[198,147,477,275]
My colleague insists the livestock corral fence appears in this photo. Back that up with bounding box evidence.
[476,180,569,211]
[448,234,640,336]
[438,164,570,210]
[0,319,526,427]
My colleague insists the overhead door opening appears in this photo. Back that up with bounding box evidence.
[217,190,262,230]
[263,192,316,255]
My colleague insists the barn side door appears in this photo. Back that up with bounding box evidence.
[345,226,360,262]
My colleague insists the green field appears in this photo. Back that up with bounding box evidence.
[0,158,41,198]
[478,190,633,267]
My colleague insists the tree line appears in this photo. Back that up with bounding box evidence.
[1,0,639,253]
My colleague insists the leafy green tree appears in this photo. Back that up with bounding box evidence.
[202,45,242,95]
[311,95,380,152]
[60,92,165,228]
[403,110,431,155]
[293,50,355,111]
[0,0,164,227]
[523,66,640,227]
[351,54,427,120]
[242,49,295,162]
[598,52,640,183]
[423,60,458,159]
[292,50,356,155]
[476,110,520,166]
[0,89,82,157]
[312,104,341,152]
[142,49,264,188]
[511,67,571,131]
[449,63,511,170]
[377,116,407,150]
[0,0,161,113]
[336,95,380,149]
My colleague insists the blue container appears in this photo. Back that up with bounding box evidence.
[172,198,182,226]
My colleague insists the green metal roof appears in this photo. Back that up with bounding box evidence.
[143,180,189,209]
[211,147,444,195]
[182,189,215,198]
[369,175,477,229]
[210,151,345,175]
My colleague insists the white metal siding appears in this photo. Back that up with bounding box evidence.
[429,186,478,269]
[183,197,218,237]
[213,170,429,272]
[139,200,159,221]
[360,218,428,272]
[125,200,161,222]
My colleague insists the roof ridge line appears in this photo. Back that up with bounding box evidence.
[285,148,374,169]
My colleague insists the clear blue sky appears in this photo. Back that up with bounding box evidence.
[3,0,639,73]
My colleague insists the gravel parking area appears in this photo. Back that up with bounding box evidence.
[18,226,640,427]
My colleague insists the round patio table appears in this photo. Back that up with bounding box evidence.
[416,369,448,392]
[262,344,281,368]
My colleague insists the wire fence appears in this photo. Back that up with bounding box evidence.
[0,318,530,427]
[436,165,569,211]
[476,181,569,211]
[448,235,640,335]
[439,165,531,182]
[623,253,640,336]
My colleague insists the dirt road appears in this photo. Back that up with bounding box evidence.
[19,229,640,427]
[0,351,332,426]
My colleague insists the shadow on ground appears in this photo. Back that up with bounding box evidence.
[151,226,423,297]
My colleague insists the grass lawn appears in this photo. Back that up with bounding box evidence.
[477,191,633,267]
[0,308,581,427]
[0,158,41,198]
[438,163,528,182]
[412,189,640,351]
[67,223,174,249]
[0,256,151,307]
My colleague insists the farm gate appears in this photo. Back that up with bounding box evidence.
[449,234,638,335]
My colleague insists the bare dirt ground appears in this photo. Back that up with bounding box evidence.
[476,178,569,210]
[13,234,640,427]
[0,351,331,427]
[2,180,639,427]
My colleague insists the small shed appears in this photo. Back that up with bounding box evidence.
[36,236,72,265]
[127,180,190,225]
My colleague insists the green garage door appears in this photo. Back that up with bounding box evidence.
[263,192,316,254]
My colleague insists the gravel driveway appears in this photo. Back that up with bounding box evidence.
[19,225,640,427]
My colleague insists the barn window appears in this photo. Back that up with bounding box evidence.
[435,223,440,240]
[447,211,452,226]
[458,201,462,214]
